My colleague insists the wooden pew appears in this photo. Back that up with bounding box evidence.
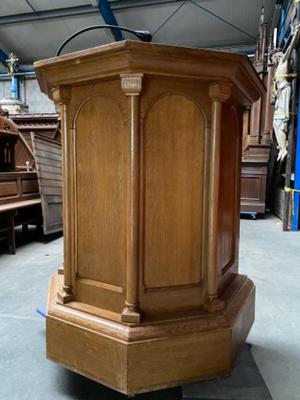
[0,198,42,254]
[0,170,42,254]
[0,110,42,254]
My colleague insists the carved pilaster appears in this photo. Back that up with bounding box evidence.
[205,83,231,313]
[53,86,74,304]
[120,74,143,323]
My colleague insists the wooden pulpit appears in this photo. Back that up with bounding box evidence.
[35,41,264,395]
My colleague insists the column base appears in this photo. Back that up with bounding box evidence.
[121,306,141,323]
[46,273,255,395]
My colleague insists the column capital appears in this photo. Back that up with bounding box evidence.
[120,73,143,95]
[52,86,72,105]
[209,82,232,102]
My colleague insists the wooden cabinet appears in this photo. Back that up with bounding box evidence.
[35,41,264,395]
[240,9,274,215]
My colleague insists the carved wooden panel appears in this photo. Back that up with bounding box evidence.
[75,95,127,288]
[142,94,204,289]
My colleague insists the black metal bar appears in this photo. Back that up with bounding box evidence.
[189,0,256,41]
[152,0,187,37]
[56,25,152,56]
[24,0,37,13]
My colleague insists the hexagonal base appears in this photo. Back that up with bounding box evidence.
[46,274,255,395]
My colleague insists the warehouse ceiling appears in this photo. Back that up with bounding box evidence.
[0,0,276,65]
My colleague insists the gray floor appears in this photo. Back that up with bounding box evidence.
[0,215,299,400]
[239,215,300,400]
[183,344,272,400]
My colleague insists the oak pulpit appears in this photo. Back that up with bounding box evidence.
[35,41,264,395]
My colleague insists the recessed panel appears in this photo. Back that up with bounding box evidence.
[22,179,39,194]
[0,181,17,197]
[218,104,239,272]
[143,94,204,288]
[241,176,260,201]
[76,95,127,287]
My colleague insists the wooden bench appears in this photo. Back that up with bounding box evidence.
[0,198,42,254]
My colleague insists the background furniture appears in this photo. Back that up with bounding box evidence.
[31,133,62,235]
[11,113,63,235]
[0,111,41,253]
[0,111,61,254]
[35,40,264,395]
[240,6,273,215]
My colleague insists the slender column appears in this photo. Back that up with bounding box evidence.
[121,74,143,323]
[52,86,73,304]
[261,62,275,145]
[205,83,231,312]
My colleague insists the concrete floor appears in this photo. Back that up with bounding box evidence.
[239,215,300,400]
[183,344,272,400]
[0,215,299,400]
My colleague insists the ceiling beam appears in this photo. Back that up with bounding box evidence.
[0,1,182,25]
[98,0,124,41]
[0,5,97,25]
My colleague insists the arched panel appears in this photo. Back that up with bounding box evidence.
[143,94,205,289]
[75,95,127,287]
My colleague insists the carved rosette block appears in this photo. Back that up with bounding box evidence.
[121,73,143,95]
[35,41,264,395]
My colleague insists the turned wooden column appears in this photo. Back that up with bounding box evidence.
[205,82,231,312]
[120,73,143,323]
[52,86,73,303]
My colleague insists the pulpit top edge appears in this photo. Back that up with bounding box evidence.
[34,40,264,106]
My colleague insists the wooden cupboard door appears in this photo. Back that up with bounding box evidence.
[75,95,127,289]
[142,94,205,289]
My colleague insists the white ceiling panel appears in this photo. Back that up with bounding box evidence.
[0,0,276,64]
[116,2,253,48]
[0,0,32,17]
[29,0,93,12]
[0,14,109,62]
[115,0,274,48]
